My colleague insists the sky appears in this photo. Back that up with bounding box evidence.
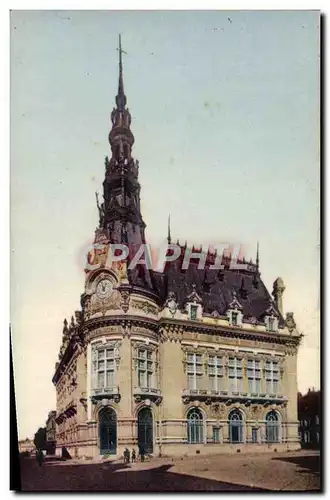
[10,10,320,439]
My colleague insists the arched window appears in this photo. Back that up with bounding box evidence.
[187,408,204,444]
[228,409,243,443]
[266,411,280,443]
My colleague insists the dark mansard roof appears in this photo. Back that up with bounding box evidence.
[127,250,285,327]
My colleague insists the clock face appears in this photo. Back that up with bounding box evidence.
[96,279,113,299]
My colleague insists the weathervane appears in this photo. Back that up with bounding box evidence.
[117,34,127,64]
[116,34,128,109]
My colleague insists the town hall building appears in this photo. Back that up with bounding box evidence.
[52,37,302,459]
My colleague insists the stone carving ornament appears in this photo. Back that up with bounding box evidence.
[211,403,226,418]
[164,291,178,316]
[114,341,122,368]
[132,300,158,316]
[285,312,296,333]
[120,290,130,313]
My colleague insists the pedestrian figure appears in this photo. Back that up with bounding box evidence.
[36,449,44,466]
[123,447,130,464]
[131,449,136,463]
[139,444,145,462]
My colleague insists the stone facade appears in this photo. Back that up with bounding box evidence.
[53,268,301,458]
[52,36,302,459]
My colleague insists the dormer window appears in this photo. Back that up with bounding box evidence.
[264,303,279,332]
[226,291,243,327]
[265,315,278,332]
[185,284,203,320]
[228,310,243,327]
[190,305,198,320]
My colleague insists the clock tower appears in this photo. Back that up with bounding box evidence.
[93,35,153,289]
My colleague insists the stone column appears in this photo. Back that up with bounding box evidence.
[222,419,229,443]
[283,352,300,447]
[86,344,92,421]
[116,335,133,451]
[160,339,185,445]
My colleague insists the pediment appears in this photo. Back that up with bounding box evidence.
[185,284,203,304]
[227,291,243,311]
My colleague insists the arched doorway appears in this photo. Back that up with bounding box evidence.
[137,407,153,454]
[99,407,117,455]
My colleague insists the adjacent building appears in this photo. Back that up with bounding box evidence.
[46,411,57,455]
[18,438,34,454]
[298,389,320,448]
[52,37,302,459]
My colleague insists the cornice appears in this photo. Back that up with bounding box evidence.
[158,317,301,346]
[83,314,159,335]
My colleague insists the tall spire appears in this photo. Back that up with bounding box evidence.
[116,34,127,110]
[256,241,259,272]
[102,36,147,263]
[253,241,260,288]
[167,214,171,244]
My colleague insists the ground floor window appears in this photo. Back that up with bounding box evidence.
[252,428,258,443]
[265,411,280,443]
[187,408,204,444]
[229,410,243,443]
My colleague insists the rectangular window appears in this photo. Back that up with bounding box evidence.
[190,305,198,320]
[268,318,275,331]
[137,349,153,388]
[231,312,238,325]
[187,353,203,390]
[96,348,115,389]
[213,427,220,443]
[252,428,258,443]
[138,369,146,387]
[228,357,243,393]
[247,359,261,394]
[265,360,279,394]
[208,355,223,391]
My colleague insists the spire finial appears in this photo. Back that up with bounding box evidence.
[116,34,127,109]
[167,214,171,244]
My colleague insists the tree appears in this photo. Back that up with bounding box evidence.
[33,427,47,450]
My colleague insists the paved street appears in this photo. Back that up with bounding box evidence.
[19,449,320,492]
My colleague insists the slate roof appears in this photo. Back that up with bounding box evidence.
[154,268,283,326]
[128,245,284,327]
[125,244,284,326]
